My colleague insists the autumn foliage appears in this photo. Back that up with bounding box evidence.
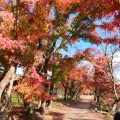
[0,0,120,119]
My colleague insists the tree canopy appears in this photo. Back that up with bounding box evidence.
[0,0,120,119]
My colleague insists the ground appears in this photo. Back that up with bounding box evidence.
[41,95,107,120]
[11,95,109,120]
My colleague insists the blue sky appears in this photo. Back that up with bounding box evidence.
[16,67,23,74]
[60,40,94,57]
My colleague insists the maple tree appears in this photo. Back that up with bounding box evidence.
[90,7,120,117]
[96,10,119,118]
[89,46,120,119]
[59,56,79,101]
[66,65,93,100]
[92,57,112,105]
[59,49,94,101]
[93,47,120,116]
[0,0,119,119]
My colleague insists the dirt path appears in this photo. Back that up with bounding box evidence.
[63,99,106,120]
[45,95,107,120]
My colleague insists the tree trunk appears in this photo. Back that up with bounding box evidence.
[6,74,15,120]
[0,66,15,100]
[1,110,7,120]
[47,84,54,109]
[38,100,42,109]
[94,87,97,102]
[39,100,46,116]
[42,100,46,109]
[70,91,78,101]
[0,92,8,120]
[48,100,52,109]
[94,89,101,105]
[24,101,29,111]
[107,103,117,120]
[64,82,68,101]
[7,74,15,98]
[29,105,34,120]
[25,103,35,120]
[76,88,81,100]
[0,72,15,120]
[96,94,100,105]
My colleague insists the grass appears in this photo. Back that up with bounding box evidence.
[11,97,23,104]
[11,97,39,105]
[54,101,63,106]
[95,104,109,112]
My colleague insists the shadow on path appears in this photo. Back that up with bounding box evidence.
[68,101,95,110]
[47,111,64,120]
